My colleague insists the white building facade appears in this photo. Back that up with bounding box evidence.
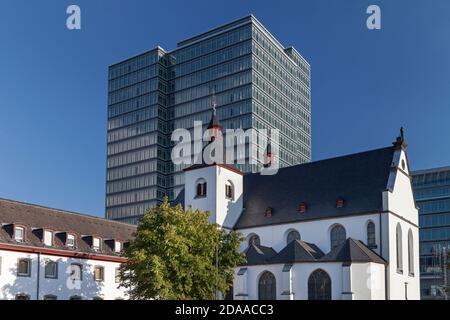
[0,199,135,300]
[181,126,420,300]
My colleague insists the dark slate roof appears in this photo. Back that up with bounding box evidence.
[270,240,324,264]
[320,238,386,264]
[243,243,277,266]
[235,146,395,229]
[0,198,136,256]
[243,238,385,266]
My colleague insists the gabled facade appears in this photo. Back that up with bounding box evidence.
[182,128,420,300]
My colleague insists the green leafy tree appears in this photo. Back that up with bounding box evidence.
[119,198,245,300]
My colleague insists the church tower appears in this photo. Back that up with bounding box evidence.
[183,94,244,230]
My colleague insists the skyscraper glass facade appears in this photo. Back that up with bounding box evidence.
[106,15,311,224]
[412,167,450,300]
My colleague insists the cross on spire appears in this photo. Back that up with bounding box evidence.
[393,127,408,149]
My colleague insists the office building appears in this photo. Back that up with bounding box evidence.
[412,166,450,300]
[106,15,311,223]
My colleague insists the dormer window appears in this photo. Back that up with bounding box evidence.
[265,207,273,217]
[44,230,53,246]
[299,202,307,213]
[225,181,234,200]
[14,226,25,242]
[196,179,207,197]
[67,234,76,249]
[114,241,122,253]
[336,199,345,208]
[93,237,101,252]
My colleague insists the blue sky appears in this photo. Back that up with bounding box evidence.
[1,0,449,217]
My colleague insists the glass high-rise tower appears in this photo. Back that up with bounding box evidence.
[105,15,311,224]
[412,166,450,300]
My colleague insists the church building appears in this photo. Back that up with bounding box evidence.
[179,110,420,300]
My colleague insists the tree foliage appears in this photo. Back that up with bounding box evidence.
[119,198,245,300]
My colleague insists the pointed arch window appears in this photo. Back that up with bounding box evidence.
[308,269,332,300]
[330,225,346,249]
[396,224,403,273]
[408,229,414,276]
[258,271,276,300]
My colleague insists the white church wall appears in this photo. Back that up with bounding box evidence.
[184,165,243,229]
[292,263,342,300]
[350,262,385,300]
[386,214,420,300]
[215,166,243,229]
[383,149,420,300]
[238,213,382,255]
[234,262,343,300]
[385,149,418,225]
[184,166,218,222]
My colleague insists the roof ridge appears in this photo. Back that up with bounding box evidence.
[296,240,319,260]
[244,146,394,177]
[348,238,371,261]
[351,238,381,261]
[0,197,136,229]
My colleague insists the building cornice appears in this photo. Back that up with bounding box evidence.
[0,243,127,263]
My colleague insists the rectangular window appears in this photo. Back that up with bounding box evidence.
[93,237,101,251]
[67,234,75,249]
[44,260,58,279]
[15,227,24,242]
[94,266,104,282]
[70,264,82,281]
[114,241,122,253]
[44,230,53,246]
[17,258,31,277]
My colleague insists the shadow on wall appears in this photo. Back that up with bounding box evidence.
[224,193,243,229]
[1,256,104,300]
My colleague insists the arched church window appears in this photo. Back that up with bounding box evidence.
[196,179,207,197]
[248,234,260,246]
[308,269,331,300]
[408,229,414,276]
[286,230,301,244]
[225,181,234,200]
[258,271,276,300]
[367,221,376,248]
[330,225,346,249]
[396,223,403,273]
